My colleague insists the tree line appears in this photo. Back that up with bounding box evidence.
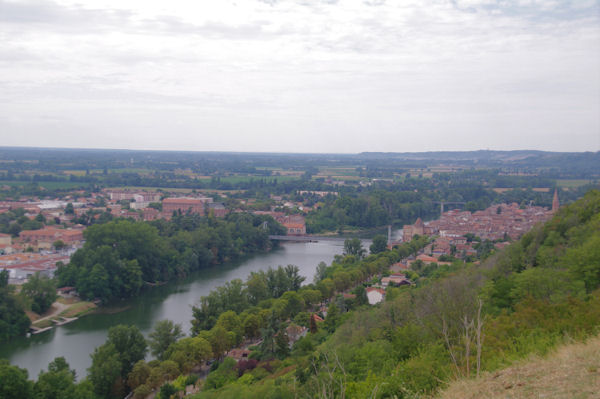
[56,213,286,303]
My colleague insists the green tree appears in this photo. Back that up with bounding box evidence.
[354,285,368,306]
[259,312,279,358]
[284,264,306,291]
[133,384,152,399]
[281,291,305,318]
[20,272,57,314]
[246,272,268,305]
[52,240,66,251]
[344,238,366,259]
[34,357,76,399]
[167,336,212,373]
[324,303,340,333]
[275,328,290,359]
[0,359,33,399]
[0,270,31,340]
[106,324,148,379]
[215,311,243,345]
[242,313,261,339]
[127,361,151,391]
[88,343,121,399]
[148,320,183,361]
[158,383,177,399]
[65,203,75,215]
[370,234,388,254]
[207,325,235,359]
[313,261,328,283]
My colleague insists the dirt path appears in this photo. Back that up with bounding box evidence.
[34,302,69,323]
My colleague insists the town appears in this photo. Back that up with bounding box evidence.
[0,187,561,286]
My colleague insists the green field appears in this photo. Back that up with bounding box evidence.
[0,180,88,189]
[317,167,360,177]
[556,179,595,188]
[209,175,301,184]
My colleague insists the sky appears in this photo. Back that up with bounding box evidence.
[0,0,599,153]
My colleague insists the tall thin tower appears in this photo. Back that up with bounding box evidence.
[552,189,560,213]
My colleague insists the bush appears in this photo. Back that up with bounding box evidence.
[236,359,258,376]
[158,382,177,399]
[133,384,152,399]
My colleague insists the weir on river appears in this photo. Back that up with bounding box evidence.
[268,235,352,242]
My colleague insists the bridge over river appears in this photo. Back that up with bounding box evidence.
[269,235,369,242]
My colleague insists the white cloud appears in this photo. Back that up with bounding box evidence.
[0,0,598,152]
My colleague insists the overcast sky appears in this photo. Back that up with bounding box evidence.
[1,0,599,153]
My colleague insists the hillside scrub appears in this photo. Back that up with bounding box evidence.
[190,190,600,398]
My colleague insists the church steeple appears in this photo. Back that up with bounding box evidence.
[552,188,560,213]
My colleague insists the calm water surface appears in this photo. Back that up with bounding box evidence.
[0,241,346,379]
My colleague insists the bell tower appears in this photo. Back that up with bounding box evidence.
[552,189,560,213]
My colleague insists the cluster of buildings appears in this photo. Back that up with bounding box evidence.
[366,193,562,304]
[252,211,307,235]
[0,253,70,283]
[105,190,228,220]
[0,189,309,284]
[402,190,560,257]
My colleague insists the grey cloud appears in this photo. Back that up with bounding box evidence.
[0,46,40,63]
[0,0,132,29]
[145,16,276,39]
[364,0,386,6]
[451,0,600,21]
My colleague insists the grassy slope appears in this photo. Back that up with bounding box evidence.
[437,335,600,399]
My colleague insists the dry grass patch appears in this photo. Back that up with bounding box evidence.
[437,336,600,399]
[32,319,54,329]
[59,301,97,318]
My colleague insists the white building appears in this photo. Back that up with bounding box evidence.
[366,287,385,305]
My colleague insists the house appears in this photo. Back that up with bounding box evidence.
[389,262,409,273]
[142,207,160,221]
[366,287,385,305]
[227,348,250,362]
[162,197,211,215]
[19,227,84,250]
[0,233,12,246]
[381,274,412,288]
[133,192,161,203]
[278,215,306,236]
[107,190,136,201]
[57,286,77,298]
[416,254,438,263]
[1,255,68,282]
[207,202,228,218]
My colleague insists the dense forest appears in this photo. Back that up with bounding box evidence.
[56,213,285,303]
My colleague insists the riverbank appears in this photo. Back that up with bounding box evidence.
[0,241,343,380]
[29,297,97,330]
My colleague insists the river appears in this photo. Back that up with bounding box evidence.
[0,240,349,380]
